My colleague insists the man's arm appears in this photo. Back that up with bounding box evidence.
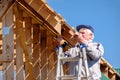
[85,42,104,60]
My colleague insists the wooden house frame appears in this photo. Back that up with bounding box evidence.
[0,0,120,80]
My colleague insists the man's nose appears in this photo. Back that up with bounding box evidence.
[74,32,79,35]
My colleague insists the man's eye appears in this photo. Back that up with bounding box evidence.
[80,32,85,34]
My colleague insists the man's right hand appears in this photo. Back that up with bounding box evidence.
[56,37,67,47]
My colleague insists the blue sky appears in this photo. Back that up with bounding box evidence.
[46,0,120,68]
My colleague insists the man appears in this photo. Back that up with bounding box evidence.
[57,24,104,80]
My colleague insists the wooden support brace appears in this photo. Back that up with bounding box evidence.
[14,3,35,80]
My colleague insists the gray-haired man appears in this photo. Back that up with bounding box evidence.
[57,24,104,80]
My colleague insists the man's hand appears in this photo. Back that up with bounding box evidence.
[56,37,65,46]
[73,32,87,44]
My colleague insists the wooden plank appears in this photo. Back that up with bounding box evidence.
[2,7,14,80]
[16,32,24,80]
[15,11,24,80]
[23,17,32,61]
[32,24,40,80]
[40,29,48,80]
[23,17,32,80]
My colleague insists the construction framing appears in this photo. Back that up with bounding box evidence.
[0,0,120,80]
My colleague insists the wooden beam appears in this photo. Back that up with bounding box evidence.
[23,17,33,80]
[15,10,24,80]
[32,24,40,80]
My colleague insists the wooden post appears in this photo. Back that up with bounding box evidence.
[16,27,24,80]
[15,9,24,80]
[32,24,40,80]
[40,29,48,80]
[47,32,56,80]
[23,17,32,80]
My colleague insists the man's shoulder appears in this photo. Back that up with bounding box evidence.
[88,42,103,46]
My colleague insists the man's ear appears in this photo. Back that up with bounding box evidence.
[90,34,94,40]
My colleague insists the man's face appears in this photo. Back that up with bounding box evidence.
[74,28,94,43]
